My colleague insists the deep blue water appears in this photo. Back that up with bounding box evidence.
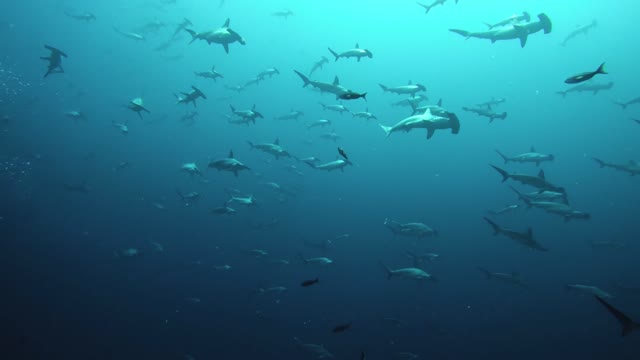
[1,0,640,359]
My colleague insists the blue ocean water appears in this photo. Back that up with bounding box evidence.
[1,0,639,359]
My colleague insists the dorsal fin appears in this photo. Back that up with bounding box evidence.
[423,108,432,117]
[538,169,545,179]
[211,65,216,71]
[629,160,638,165]
[333,76,340,85]
[355,43,359,48]
[252,104,256,110]
[531,146,536,152]
[366,108,369,112]
[223,18,230,27]
[437,99,442,107]
[274,138,279,145]
[408,80,413,85]
[228,149,234,158]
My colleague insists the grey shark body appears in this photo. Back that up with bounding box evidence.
[175,86,206,107]
[463,107,507,122]
[64,11,96,22]
[557,81,613,97]
[379,81,426,96]
[477,267,527,288]
[195,66,223,81]
[561,20,597,46]
[272,10,294,19]
[312,159,352,172]
[247,138,291,159]
[523,200,591,222]
[309,56,329,76]
[476,97,506,110]
[127,97,150,119]
[230,104,263,124]
[274,110,304,121]
[483,217,547,251]
[328,43,372,62]
[381,262,436,282]
[450,13,552,47]
[41,45,68,78]
[495,147,554,166]
[380,108,461,140]
[352,109,377,121]
[416,0,457,14]
[566,284,612,299]
[173,18,193,38]
[490,165,565,193]
[307,119,332,129]
[294,70,350,99]
[208,150,250,177]
[484,12,531,29]
[384,218,437,239]
[510,186,568,205]
[185,18,246,53]
[613,96,640,110]
[593,158,640,176]
[320,103,349,114]
[113,27,145,41]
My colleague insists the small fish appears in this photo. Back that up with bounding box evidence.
[339,91,367,101]
[565,62,607,84]
[301,278,319,287]
[338,147,348,160]
[332,323,351,333]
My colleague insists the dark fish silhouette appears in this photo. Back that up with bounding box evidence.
[338,147,348,160]
[301,278,319,287]
[361,352,366,360]
[565,62,607,84]
[332,323,351,333]
[595,296,640,337]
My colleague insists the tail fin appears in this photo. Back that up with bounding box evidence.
[294,70,310,87]
[592,158,606,168]
[495,150,510,164]
[509,186,528,203]
[247,141,255,149]
[378,84,389,92]
[379,261,393,279]
[297,252,308,265]
[184,29,198,44]
[379,124,393,137]
[499,112,507,120]
[595,62,607,75]
[483,217,501,235]
[449,29,471,38]
[476,267,492,279]
[595,296,638,337]
[328,48,339,61]
[489,164,510,182]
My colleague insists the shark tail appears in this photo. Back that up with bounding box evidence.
[476,267,492,279]
[184,29,197,44]
[595,296,638,337]
[483,22,494,30]
[509,186,527,204]
[449,29,471,38]
[595,62,607,75]
[592,157,606,168]
[247,141,255,149]
[328,47,339,62]
[379,124,393,137]
[378,84,389,92]
[483,217,501,235]
[379,261,393,280]
[489,164,510,182]
[495,150,510,164]
[293,70,310,87]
